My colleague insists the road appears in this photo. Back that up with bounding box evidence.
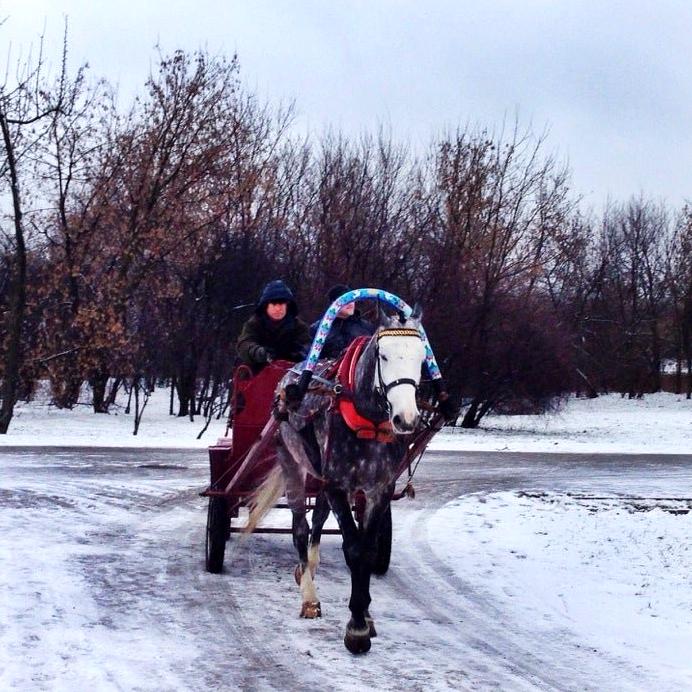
[1,447,690,691]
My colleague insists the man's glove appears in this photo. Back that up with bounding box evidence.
[284,370,313,409]
[253,346,268,363]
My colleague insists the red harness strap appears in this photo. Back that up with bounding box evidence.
[336,337,395,443]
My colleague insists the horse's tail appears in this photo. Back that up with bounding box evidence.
[244,464,285,534]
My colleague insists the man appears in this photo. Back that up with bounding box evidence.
[236,280,311,373]
[309,284,375,360]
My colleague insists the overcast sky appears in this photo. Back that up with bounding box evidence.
[3,0,691,208]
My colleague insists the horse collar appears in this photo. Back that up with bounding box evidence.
[336,337,395,443]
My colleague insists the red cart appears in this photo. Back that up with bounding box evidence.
[201,360,442,574]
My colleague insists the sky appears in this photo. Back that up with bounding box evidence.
[2,0,692,208]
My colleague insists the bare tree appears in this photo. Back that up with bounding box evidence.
[416,123,574,426]
[595,199,671,397]
[667,207,692,397]
[0,30,66,432]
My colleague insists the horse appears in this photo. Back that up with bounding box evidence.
[246,306,428,654]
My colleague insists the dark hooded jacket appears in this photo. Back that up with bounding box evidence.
[236,280,311,372]
[309,310,374,360]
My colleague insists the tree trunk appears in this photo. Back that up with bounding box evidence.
[651,322,661,392]
[169,378,176,415]
[0,113,27,434]
[132,377,151,435]
[175,369,196,418]
[461,399,480,429]
[90,371,110,413]
[197,372,212,415]
[133,382,140,435]
[177,387,190,417]
[50,373,83,409]
[106,378,122,408]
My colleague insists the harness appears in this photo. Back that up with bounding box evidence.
[374,328,421,398]
[335,328,421,443]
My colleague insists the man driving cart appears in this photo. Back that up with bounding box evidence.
[236,280,311,374]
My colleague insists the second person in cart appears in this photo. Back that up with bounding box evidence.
[309,284,375,360]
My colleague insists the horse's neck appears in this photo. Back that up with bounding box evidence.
[353,336,388,423]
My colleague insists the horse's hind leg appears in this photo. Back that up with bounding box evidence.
[291,510,321,618]
[278,425,321,618]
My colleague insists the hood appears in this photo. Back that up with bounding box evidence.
[255,280,298,316]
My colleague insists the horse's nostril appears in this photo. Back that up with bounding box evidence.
[392,414,402,427]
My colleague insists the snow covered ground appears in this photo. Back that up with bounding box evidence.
[1,388,690,689]
[432,392,692,455]
[2,385,690,455]
[429,490,691,689]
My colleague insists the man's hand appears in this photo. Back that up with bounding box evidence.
[284,370,313,409]
[284,383,302,408]
[253,346,268,363]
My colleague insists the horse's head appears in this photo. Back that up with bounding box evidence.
[374,304,426,434]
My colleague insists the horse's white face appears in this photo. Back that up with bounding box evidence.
[377,331,426,434]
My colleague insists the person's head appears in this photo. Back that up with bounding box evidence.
[336,302,355,319]
[256,280,297,320]
[266,300,288,321]
[328,284,354,319]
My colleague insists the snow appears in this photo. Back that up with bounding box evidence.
[1,384,228,449]
[1,387,690,689]
[430,392,692,455]
[430,492,692,687]
[2,386,690,455]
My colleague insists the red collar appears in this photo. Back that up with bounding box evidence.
[336,337,394,443]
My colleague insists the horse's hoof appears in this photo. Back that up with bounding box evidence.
[300,600,322,618]
[364,611,377,638]
[344,620,371,654]
[294,564,302,585]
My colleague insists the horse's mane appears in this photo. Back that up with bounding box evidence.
[352,333,389,423]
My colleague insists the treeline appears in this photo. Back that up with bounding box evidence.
[1,47,691,434]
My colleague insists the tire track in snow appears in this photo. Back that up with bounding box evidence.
[150,501,304,691]
[394,501,653,691]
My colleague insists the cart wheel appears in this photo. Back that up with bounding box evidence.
[205,496,230,574]
[373,505,392,575]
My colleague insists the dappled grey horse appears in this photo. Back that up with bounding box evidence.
[247,307,430,653]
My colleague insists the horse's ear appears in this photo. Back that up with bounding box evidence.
[378,309,396,328]
[409,302,423,323]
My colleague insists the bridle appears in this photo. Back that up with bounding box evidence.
[374,327,422,412]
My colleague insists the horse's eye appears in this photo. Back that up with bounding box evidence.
[381,355,388,362]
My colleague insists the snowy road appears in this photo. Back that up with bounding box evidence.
[1,447,690,691]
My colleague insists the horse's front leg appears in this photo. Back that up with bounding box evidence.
[358,493,393,639]
[307,491,330,580]
[327,487,375,654]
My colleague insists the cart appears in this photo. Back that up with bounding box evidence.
[202,356,444,574]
